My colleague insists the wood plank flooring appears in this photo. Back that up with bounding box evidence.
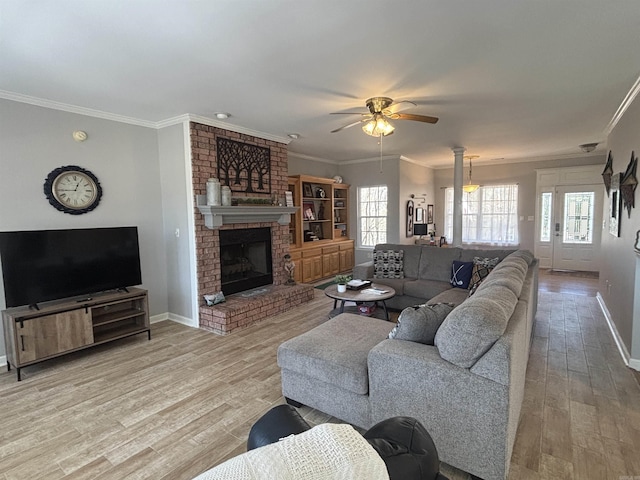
[0,272,638,480]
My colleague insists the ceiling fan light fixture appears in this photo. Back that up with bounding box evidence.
[362,114,394,137]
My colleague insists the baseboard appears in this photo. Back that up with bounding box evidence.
[150,312,197,328]
[596,292,640,371]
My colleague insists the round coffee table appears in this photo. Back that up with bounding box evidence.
[324,283,396,321]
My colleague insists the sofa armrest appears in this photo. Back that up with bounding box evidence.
[353,261,374,280]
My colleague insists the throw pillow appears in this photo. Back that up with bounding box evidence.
[467,256,500,294]
[450,260,473,289]
[373,250,405,279]
[388,303,454,345]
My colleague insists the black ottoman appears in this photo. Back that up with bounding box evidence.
[247,405,449,480]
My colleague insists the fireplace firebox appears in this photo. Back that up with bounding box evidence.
[219,227,273,295]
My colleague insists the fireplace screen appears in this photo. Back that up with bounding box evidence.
[219,227,273,295]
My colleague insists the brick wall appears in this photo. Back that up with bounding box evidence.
[190,122,305,333]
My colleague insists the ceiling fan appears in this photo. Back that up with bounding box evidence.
[330,97,439,137]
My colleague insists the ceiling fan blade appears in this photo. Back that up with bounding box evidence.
[395,113,439,124]
[331,119,365,133]
[385,100,417,115]
[329,111,369,115]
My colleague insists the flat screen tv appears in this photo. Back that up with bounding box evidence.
[413,224,428,236]
[0,227,142,308]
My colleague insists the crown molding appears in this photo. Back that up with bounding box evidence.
[341,154,401,165]
[605,73,640,135]
[184,114,292,144]
[0,90,157,128]
[0,91,292,143]
[287,151,339,164]
[431,151,606,169]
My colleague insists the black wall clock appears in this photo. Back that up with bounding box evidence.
[44,165,102,215]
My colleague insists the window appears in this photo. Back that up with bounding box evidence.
[359,185,387,247]
[540,192,553,242]
[563,192,594,243]
[444,185,519,245]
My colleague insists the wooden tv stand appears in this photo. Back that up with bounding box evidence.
[2,288,150,381]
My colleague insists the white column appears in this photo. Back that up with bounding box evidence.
[452,147,465,246]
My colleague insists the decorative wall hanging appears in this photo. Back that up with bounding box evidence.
[635,229,640,254]
[415,207,424,223]
[620,151,638,218]
[216,137,271,194]
[602,151,613,197]
[609,172,622,237]
[406,200,414,237]
[44,165,102,215]
[427,204,434,224]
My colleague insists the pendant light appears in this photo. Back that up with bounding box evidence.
[463,155,480,193]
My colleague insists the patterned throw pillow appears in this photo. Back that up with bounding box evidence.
[373,250,404,279]
[467,256,500,295]
[388,303,454,345]
[450,260,474,289]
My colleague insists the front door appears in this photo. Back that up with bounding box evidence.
[545,185,603,271]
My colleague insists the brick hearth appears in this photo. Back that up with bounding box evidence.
[199,284,314,335]
[191,122,312,334]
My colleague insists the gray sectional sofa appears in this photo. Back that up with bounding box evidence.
[352,243,519,310]
[278,247,539,480]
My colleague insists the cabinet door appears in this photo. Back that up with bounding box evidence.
[312,256,323,280]
[301,257,314,283]
[17,309,93,363]
[339,247,354,272]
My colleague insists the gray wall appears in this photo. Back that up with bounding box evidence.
[288,154,338,178]
[157,124,195,322]
[338,157,401,264]
[600,94,640,360]
[0,99,168,357]
[433,155,605,252]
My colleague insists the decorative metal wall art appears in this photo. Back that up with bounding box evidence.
[406,200,414,237]
[620,151,638,218]
[610,172,622,237]
[602,151,613,197]
[216,137,271,194]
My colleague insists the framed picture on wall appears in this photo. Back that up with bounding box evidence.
[415,207,424,223]
[427,204,434,224]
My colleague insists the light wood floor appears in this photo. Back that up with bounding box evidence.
[1,273,638,480]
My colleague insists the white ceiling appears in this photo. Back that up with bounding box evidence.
[2,1,639,167]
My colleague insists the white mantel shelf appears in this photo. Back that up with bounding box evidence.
[196,196,298,229]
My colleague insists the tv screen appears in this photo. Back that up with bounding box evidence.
[0,227,142,308]
[413,224,428,236]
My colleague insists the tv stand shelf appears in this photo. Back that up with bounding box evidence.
[2,288,150,381]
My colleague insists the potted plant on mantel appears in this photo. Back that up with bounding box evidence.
[335,274,352,293]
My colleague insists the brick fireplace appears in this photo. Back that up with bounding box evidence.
[190,122,314,334]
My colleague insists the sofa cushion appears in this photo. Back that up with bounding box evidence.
[427,288,470,307]
[434,284,518,368]
[468,256,500,292]
[459,248,516,263]
[373,250,405,279]
[375,244,423,279]
[450,260,473,289]
[417,247,462,282]
[277,313,393,395]
[403,279,452,300]
[389,303,454,344]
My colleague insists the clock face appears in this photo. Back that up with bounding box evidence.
[53,172,97,209]
[44,165,102,215]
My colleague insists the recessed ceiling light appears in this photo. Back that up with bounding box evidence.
[288,133,300,139]
[214,112,230,119]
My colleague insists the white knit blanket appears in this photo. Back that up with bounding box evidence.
[193,423,389,480]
